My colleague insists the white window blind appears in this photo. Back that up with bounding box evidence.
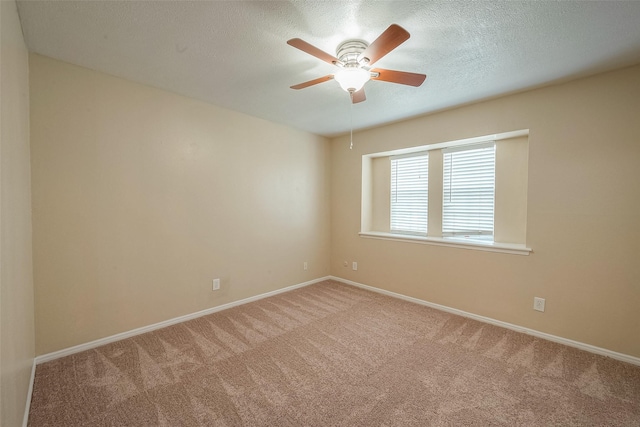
[390,153,428,235]
[443,143,495,239]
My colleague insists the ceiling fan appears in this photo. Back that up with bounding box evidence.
[287,24,426,103]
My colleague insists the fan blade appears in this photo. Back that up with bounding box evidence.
[287,38,341,66]
[290,75,334,90]
[351,88,366,104]
[358,24,410,66]
[371,68,426,87]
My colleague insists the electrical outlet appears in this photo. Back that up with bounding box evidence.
[343,261,348,267]
[213,278,220,291]
[533,297,545,312]
[352,261,358,271]
[303,261,308,271]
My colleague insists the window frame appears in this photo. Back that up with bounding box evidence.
[359,130,532,256]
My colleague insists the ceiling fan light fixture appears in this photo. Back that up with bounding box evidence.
[334,67,370,93]
[288,24,425,104]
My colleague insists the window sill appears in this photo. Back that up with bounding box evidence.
[359,231,532,255]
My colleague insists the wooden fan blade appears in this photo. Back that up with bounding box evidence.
[358,24,410,66]
[287,38,341,66]
[371,68,426,87]
[351,88,366,104]
[290,75,334,90]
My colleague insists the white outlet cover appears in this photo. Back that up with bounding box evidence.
[533,297,545,312]
[352,262,358,271]
[213,278,220,291]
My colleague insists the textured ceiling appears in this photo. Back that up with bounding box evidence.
[16,1,640,137]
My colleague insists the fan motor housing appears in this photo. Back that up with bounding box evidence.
[336,40,369,66]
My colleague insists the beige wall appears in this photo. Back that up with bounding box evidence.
[371,157,390,233]
[495,136,529,244]
[331,64,640,358]
[1,1,35,426]
[30,54,331,355]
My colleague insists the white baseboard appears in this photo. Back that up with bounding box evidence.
[35,276,330,364]
[34,274,640,368]
[22,359,36,427]
[330,276,640,367]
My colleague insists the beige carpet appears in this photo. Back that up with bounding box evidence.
[28,280,640,426]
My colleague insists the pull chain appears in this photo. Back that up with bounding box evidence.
[349,91,354,150]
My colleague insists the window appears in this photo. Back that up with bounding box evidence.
[390,153,428,235]
[361,130,530,255]
[443,143,495,240]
